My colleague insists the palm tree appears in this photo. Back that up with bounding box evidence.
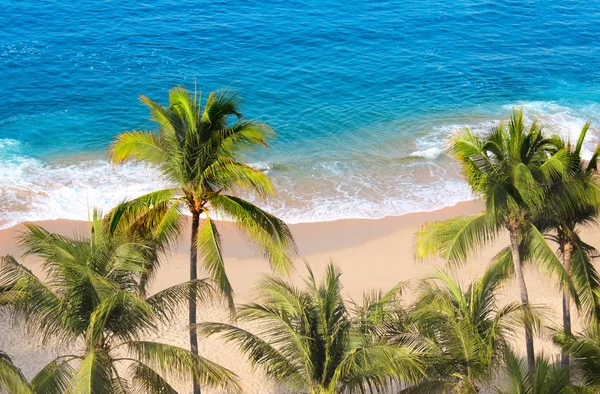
[415,109,577,371]
[0,351,30,394]
[0,211,240,393]
[196,263,427,394]
[109,86,296,394]
[494,350,593,394]
[532,122,600,370]
[400,259,531,393]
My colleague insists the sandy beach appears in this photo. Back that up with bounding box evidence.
[1,200,597,393]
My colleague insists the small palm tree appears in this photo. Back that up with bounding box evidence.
[533,122,600,370]
[0,212,240,393]
[494,350,592,394]
[196,263,426,394]
[109,86,296,394]
[400,259,530,393]
[416,109,576,370]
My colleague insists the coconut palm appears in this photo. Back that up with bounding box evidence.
[196,263,427,394]
[494,350,593,394]
[109,86,296,394]
[0,212,240,394]
[415,109,577,370]
[399,259,532,393]
[532,122,600,370]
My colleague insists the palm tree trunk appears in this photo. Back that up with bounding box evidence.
[509,228,535,372]
[561,241,573,372]
[190,211,201,394]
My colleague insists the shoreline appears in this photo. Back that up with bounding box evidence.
[0,199,483,255]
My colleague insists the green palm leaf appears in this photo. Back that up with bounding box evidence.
[104,189,178,236]
[110,130,166,166]
[0,256,65,345]
[415,213,498,266]
[196,215,234,309]
[195,322,305,387]
[523,224,580,306]
[128,363,178,394]
[146,279,215,323]
[30,358,76,394]
[211,194,296,275]
[125,341,241,393]
[0,351,31,394]
[72,349,113,394]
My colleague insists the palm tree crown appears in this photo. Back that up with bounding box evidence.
[109,87,296,301]
[197,263,427,394]
[400,260,528,393]
[0,212,240,393]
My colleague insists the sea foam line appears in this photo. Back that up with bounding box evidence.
[1,101,598,228]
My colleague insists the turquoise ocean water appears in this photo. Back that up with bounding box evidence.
[2,1,600,227]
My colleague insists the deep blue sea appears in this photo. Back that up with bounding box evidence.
[2,0,600,227]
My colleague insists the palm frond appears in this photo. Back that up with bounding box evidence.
[415,213,498,266]
[196,215,234,309]
[0,255,66,345]
[71,349,113,394]
[0,351,31,394]
[109,130,166,166]
[194,322,306,388]
[571,239,600,322]
[334,344,426,391]
[145,279,216,324]
[87,291,155,347]
[128,362,178,394]
[104,189,178,236]
[30,358,76,394]
[523,224,580,307]
[125,341,241,393]
[211,195,296,275]
[564,325,600,387]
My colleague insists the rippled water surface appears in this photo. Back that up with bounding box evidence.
[1,1,600,226]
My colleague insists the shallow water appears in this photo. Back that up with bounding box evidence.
[1,0,600,227]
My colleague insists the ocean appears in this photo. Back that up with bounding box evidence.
[2,0,600,228]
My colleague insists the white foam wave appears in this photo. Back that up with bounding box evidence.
[0,140,170,228]
[1,100,597,228]
[409,147,444,160]
[413,101,600,164]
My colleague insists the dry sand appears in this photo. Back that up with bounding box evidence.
[1,200,598,393]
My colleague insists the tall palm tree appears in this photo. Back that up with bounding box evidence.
[0,211,240,393]
[415,109,577,371]
[533,122,600,370]
[109,86,296,394]
[196,263,427,394]
[400,259,531,393]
